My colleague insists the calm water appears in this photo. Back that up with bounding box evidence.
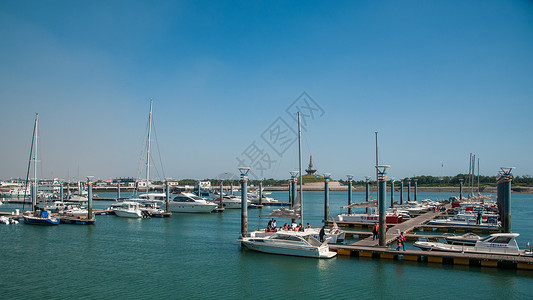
[1,191,532,299]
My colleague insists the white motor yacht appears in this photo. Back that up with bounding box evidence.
[218,195,251,209]
[428,212,499,228]
[240,231,337,259]
[113,201,143,218]
[169,193,217,213]
[414,233,522,255]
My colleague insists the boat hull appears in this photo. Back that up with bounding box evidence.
[241,240,336,258]
[114,210,142,218]
[169,203,216,213]
[23,216,60,225]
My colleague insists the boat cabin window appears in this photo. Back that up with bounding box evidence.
[173,196,194,202]
[492,236,512,244]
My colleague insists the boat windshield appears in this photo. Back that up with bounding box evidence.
[302,234,321,247]
[492,236,513,244]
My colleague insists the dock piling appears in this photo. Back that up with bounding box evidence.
[414,179,418,202]
[347,175,354,214]
[407,179,411,202]
[400,180,404,205]
[87,176,93,219]
[165,180,170,213]
[324,173,330,223]
[459,179,463,200]
[376,165,389,247]
[259,182,263,206]
[60,182,64,202]
[117,183,121,200]
[239,167,250,237]
[390,179,395,208]
[365,176,371,214]
[497,167,514,233]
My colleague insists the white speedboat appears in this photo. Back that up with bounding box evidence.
[307,225,346,244]
[218,195,251,209]
[138,193,167,204]
[335,212,404,224]
[61,204,88,218]
[113,201,143,218]
[169,193,217,213]
[414,233,522,255]
[240,231,337,259]
[443,233,482,246]
[428,213,499,228]
[248,190,279,204]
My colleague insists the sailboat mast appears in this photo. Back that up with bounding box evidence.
[477,158,480,194]
[33,113,39,212]
[298,112,303,225]
[375,132,379,208]
[146,99,153,192]
[23,113,38,211]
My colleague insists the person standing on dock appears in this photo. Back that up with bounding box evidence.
[372,223,379,240]
[476,211,482,225]
[396,236,403,251]
[399,232,406,251]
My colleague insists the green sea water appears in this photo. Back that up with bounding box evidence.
[1,191,532,299]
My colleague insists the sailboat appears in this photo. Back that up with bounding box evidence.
[240,112,337,258]
[23,113,60,225]
[114,99,166,218]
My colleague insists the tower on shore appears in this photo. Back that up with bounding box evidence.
[305,155,317,175]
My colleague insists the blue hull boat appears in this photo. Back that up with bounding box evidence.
[23,212,60,225]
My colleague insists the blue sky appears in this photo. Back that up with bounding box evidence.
[1,0,532,182]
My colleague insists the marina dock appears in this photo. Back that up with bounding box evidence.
[330,244,533,270]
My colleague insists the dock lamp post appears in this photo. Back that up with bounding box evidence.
[498,167,514,233]
[365,176,372,214]
[376,165,390,247]
[239,167,251,238]
[347,174,354,214]
[324,173,331,223]
[87,176,94,219]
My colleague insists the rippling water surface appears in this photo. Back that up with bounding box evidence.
[1,191,532,299]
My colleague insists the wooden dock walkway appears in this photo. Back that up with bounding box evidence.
[353,208,446,247]
[329,244,533,270]
[343,230,449,241]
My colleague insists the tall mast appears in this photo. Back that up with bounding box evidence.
[375,132,379,208]
[34,113,39,191]
[477,157,480,194]
[146,99,153,192]
[298,112,303,225]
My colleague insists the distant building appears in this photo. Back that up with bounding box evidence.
[305,155,317,175]
[113,177,136,188]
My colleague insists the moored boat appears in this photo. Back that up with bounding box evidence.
[414,233,522,255]
[113,201,143,218]
[23,210,60,225]
[240,231,337,259]
[170,193,217,213]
